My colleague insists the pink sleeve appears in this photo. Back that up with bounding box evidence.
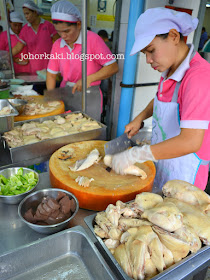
[18,27,27,44]
[47,21,57,37]
[0,33,7,50]
[180,69,210,123]
[90,33,115,66]
[47,41,60,73]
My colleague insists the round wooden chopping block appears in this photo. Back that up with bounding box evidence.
[49,140,156,211]
[14,96,65,122]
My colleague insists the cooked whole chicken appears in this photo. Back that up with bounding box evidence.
[163,179,210,206]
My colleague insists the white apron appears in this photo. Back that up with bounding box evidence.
[151,52,209,192]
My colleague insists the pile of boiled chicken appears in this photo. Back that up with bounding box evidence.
[0,106,11,115]
[94,180,210,280]
[3,113,101,147]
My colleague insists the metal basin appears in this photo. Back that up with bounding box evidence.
[8,98,27,114]
[18,188,79,234]
[0,167,39,204]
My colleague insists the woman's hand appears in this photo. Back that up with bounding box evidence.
[72,76,92,94]
[125,117,144,138]
[14,57,29,65]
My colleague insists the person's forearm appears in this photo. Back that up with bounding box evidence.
[151,128,205,160]
[135,99,154,122]
[46,71,57,90]
[87,62,118,84]
[12,42,24,56]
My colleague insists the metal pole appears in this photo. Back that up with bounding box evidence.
[193,0,207,51]
[3,0,15,79]
[81,0,87,113]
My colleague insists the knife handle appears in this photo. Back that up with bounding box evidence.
[140,121,144,129]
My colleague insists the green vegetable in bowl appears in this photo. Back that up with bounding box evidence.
[0,168,38,196]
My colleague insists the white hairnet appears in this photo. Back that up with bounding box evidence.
[10,11,24,23]
[23,0,43,15]
[51,0,81,22]
[130,7,198,55]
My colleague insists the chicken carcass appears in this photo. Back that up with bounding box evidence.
[162,180,210,206]
[141,202,183,232]
[152,226,190,263]
[134,192,163,210]
[164,198,210,245]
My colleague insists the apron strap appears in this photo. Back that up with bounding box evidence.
[200,160,210,166]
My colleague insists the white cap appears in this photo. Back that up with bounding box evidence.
[51,0,81,22]
[10,11,24,23]
[23,0,43,15]
[130,7,199,55]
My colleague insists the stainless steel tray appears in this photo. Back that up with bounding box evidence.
[0,225,117,280]
[85,214,210,280]
[1,111,106,163]
[0,99,18,134]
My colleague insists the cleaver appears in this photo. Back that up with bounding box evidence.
[104,122,144,155]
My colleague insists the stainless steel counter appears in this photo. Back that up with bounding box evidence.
[0,172,96,255]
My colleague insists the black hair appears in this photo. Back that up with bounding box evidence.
[52,20,77,26]
[157,32,184,41]
[0,25,3,32]
[98,29,108,39]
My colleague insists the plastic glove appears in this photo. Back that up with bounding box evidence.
[111,145,157,175]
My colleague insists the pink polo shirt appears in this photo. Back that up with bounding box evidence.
[47,30,116,87]
[0,29,30,74]
[157,45,210,190]
[18,19,57,74]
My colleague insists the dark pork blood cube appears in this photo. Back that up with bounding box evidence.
[59,195,71,214]
[24,208,36,223]
[47,198,60,210]
[70,198,76,212]
[56,191,66,201]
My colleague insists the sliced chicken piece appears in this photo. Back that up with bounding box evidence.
[162,179,210,206]
[129,239,146,280]
[75,176,94,188]
[153,226,190,263]
[104,238,120,249]
[108,227,122,240]
[135,192,163,210]
[164,198,210,245]
[69,148,101,171]
[113,244,133,278]
[118,218,152,231]
[144,248,158,279]
[174,225,201,253]
[95,212,113,233]
[141,202,183,232]
[105,204,121,227]
[148,237,165,272]
[162,244,174,268]
[94,225,109,238]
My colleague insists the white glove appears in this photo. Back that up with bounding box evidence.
[111,145,157,175]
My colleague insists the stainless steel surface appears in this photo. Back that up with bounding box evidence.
[104,133,131,155]
[8,99,27,114]
[18,188,79,234]
[0,99,18,133]
[0,226,117,280]
[44,85,101,121]
[2,111,106,163]
[0,172,96,255]
[0,167,39,204]
[3,0,15,79]
[85,214,210,280]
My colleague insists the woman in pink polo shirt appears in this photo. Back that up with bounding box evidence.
[12,0,59,75]
[46,0,118,113]
[110,8,210,191]
[0,11,29,74]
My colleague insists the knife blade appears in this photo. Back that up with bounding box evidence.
[104,122,145,155]
[104,133,132,155]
